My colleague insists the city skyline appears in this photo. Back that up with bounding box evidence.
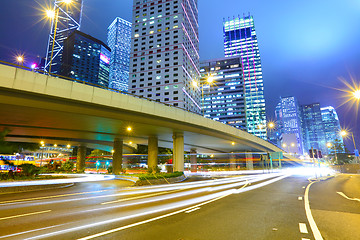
[0,0,359,150]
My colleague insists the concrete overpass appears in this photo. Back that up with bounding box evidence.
[0,63,283,173]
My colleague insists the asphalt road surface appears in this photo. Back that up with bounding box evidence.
[0,173,358,240]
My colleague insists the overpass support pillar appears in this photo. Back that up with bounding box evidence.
[230,153,236,170]
[246,152,254,170]
[148,136,158,172]
[76,145,86,172]
[173,133,184,172]
[190,149,197,172]
[113,138,123,174]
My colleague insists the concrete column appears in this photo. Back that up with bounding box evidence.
[245,152,254,170]
[148,136,158,172]
[190,149,197,172]
[230,153,236,170]
[173,133,184,172]
[76,145,86,172]
[113,138,123,174]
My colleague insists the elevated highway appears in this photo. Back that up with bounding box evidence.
[0,64,283,172]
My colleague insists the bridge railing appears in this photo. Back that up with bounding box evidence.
[0,60,201,116]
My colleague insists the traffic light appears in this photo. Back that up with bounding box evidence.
[309,149,314,158]
[318,150,322,159]
[313,149,318,159]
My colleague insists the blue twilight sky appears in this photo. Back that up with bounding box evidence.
[0,0,359,150]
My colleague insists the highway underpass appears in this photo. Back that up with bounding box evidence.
[0,63,284,173]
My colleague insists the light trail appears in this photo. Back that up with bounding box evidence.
[7,174,287,240]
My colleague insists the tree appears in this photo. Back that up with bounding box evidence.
[0,129,40,154]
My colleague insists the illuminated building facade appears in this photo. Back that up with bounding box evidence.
[61,30,111,87]
[129,0,201,113]
[200,57,246,130]
[276,96,304,155]
[107,17,132,91]
[45,0,83,74]
[223,14,266,139]
[321,106,344,153]
[301,103,327,155]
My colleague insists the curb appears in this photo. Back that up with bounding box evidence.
[0,183,75,195]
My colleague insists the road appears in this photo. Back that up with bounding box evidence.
[0,173,358,239]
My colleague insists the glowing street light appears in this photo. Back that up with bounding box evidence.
[231,142,235,146]
[127,126,132,132]
[353,90,360,100]
[66,144,71,149]
[268,122,275,129]
[16,55,24,66]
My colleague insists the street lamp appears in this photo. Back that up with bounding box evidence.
[194,75,215,116]
[16,55,24,66]
[353,90,360,100]
[341,130,359,162]
[326,142,338,163]
[40,141,45,167]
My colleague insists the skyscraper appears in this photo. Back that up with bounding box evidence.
[302,103,327,155]
[321,106,344,153]
[200,56,247,130]
[276,96,304,155]
[45,0,83,74]
[223,14,266,139]
[61,30,111,88]
[107,17,132,91]
[128,0,201,113]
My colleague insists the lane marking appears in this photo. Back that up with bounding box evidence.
[304,181,324,240]
[302,186,306,189]
[101,189,181,205]
[302,238,310,240]
[299,223,309,234]
[336,192,360,202]
[185,207,200,213]
[0,223,67,239]
[298,197,303,201]
[0,210,51,221]
[0,190,112,205]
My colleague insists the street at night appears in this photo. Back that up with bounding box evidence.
[0,173,358,239]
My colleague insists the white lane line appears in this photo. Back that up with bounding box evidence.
[298,197,303,201]
[101,189,181,205]
[185,207,200,213]
[302,238,310,240]
[0,210,51,221]
[0,223,67,239]
[0,190,112,205]
[337,192,360,202]
[304,181,324,240]
[299,223,309,234]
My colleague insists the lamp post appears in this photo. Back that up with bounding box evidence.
[40,141,45,167]
[327,142,337,163]
[341,130,359,163]
[193,75,214,116]
[16,55,24,67]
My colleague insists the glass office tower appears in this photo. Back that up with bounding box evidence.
[276,96,305,155]
[321,106,344,153]
[200,57,247,130]
[61,30,111,88]
[302,103,327,155]
[223,14,266,139]
[44,0,83,74]
[107,17,132,91]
